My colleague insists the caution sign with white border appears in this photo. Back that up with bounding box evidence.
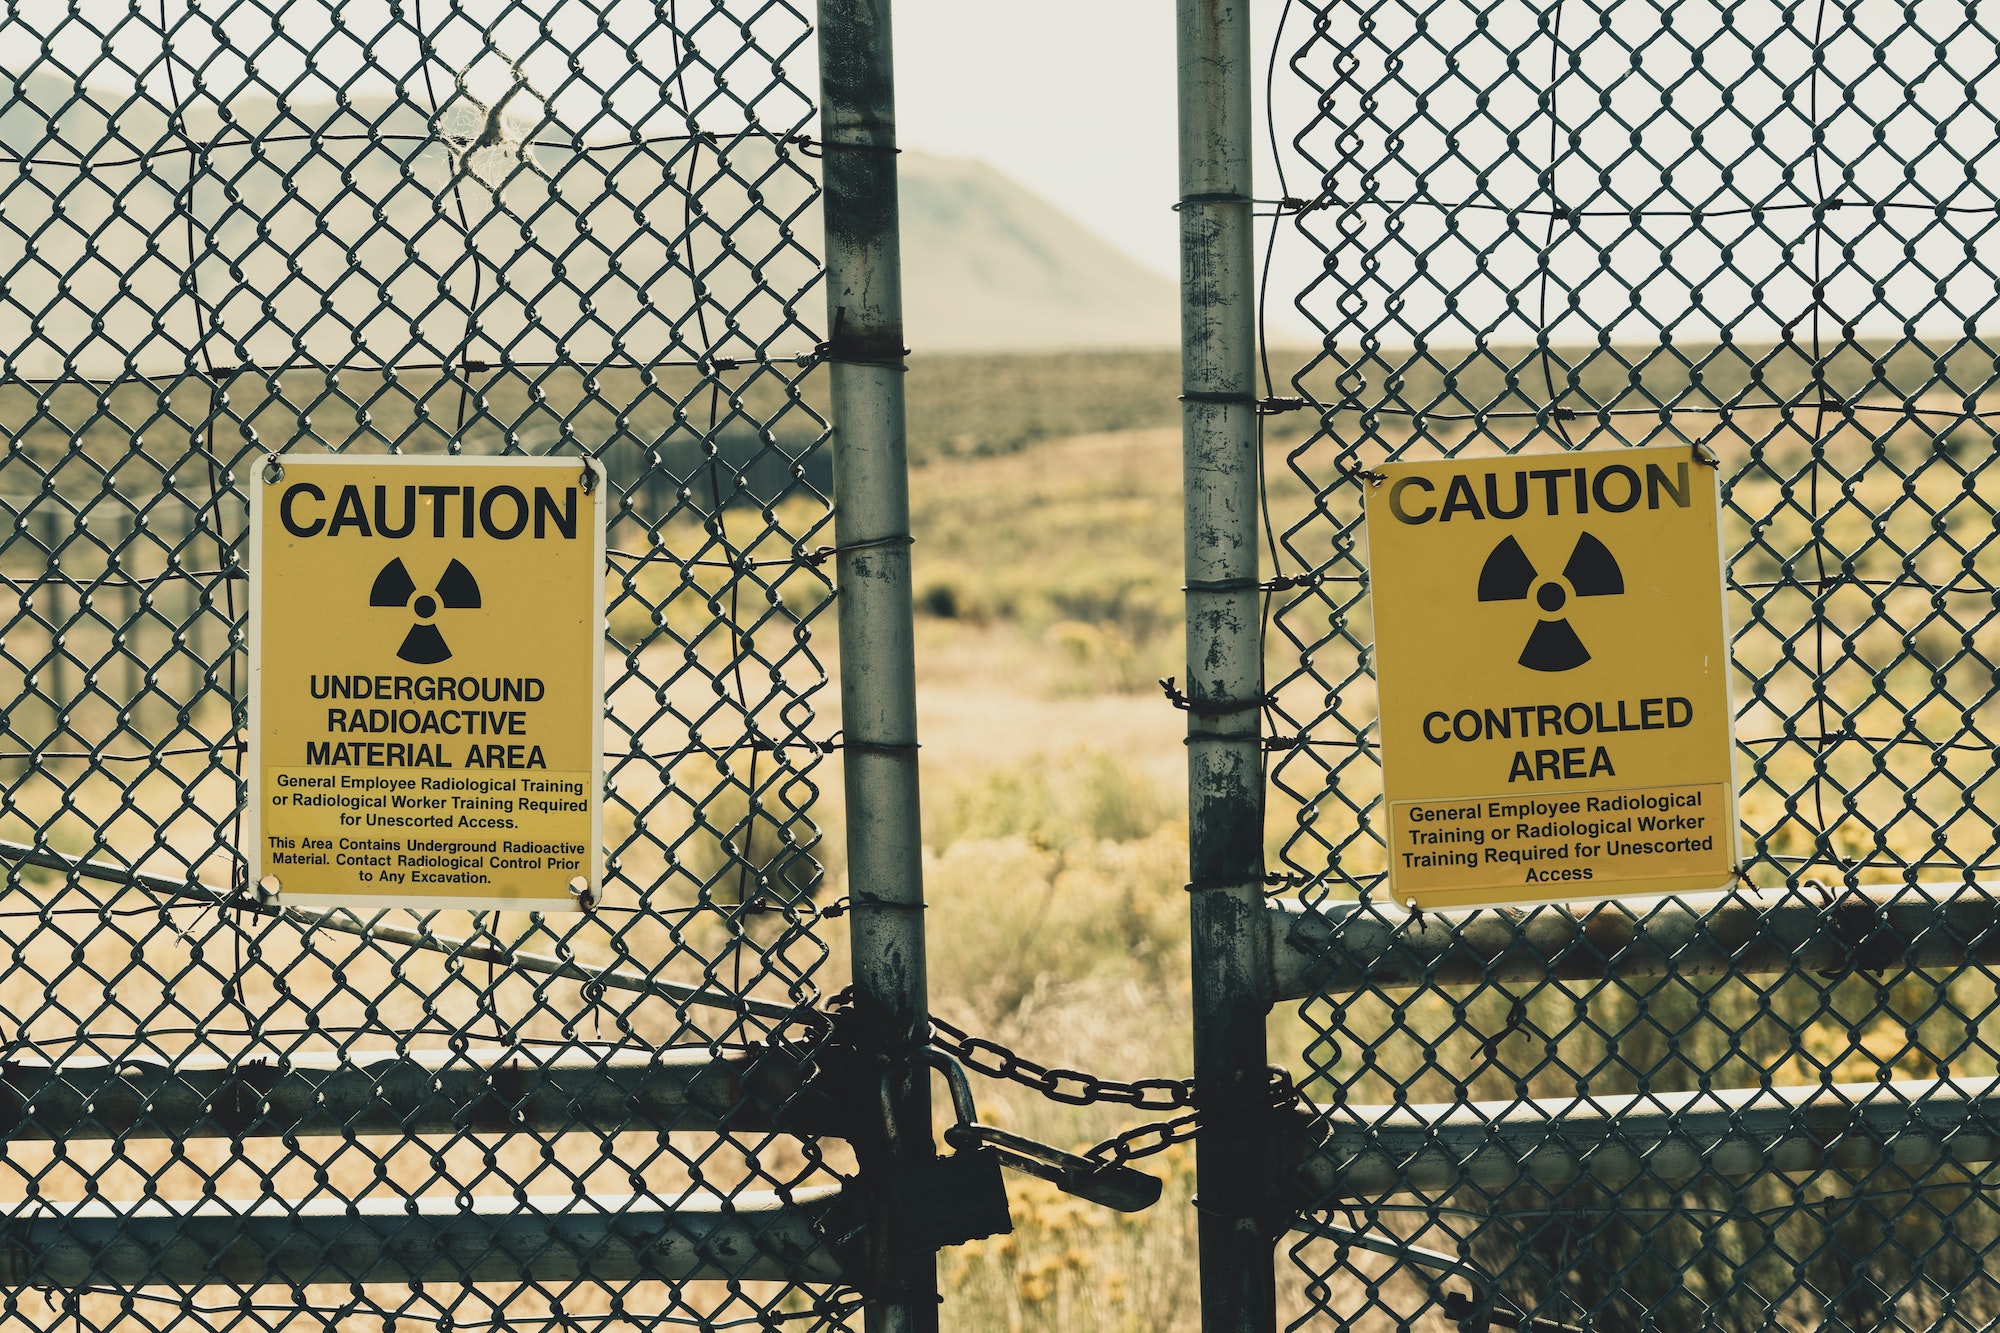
[1366,443,1738,911]
[249,455,606,911]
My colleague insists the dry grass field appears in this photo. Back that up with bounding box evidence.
[2,343,1995,1328]
[873,396,1999,1330]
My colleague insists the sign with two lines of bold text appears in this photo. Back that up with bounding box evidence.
[1367,444,1737,912]
[249,456,606,911]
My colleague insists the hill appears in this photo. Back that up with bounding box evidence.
[899,154,1175,350]
[0,68,1173,377]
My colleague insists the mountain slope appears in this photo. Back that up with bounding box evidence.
[899,154,1175,351]
[0,69,1173,373]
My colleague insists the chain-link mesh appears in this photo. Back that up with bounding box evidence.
[1,1,858,1326]
[1272,0,2000,1324]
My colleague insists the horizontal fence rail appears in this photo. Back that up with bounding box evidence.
[1298,1077,2000,1199]
[1268,884,2000,999]
[0,1189,849,1288]
[0,1047,839,1141]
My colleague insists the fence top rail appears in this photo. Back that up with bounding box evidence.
[1313,1073,2000,1134]
[1271,881,2000,998]
[1299,1075,2000,1199]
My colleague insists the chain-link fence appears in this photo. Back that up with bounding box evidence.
[0,0,868,1326]
[23,0,2000,1325]
[1269,0,2000,1324]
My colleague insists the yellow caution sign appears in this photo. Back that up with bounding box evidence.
[248,456,606,910]
[1366,444,1736,911]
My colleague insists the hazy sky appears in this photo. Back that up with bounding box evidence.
[895,1,1320,337]
[894,0,1986,353]
[16,0,1295,282]
[895,2,1182,280]
[14,0,1974,352]
[7,0,1321,341]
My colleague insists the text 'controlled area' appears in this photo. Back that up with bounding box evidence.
[1420,694,1694,782]
[250,457,607,911]
[1366,444,1739,911]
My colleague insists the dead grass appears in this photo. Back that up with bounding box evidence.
[0,391,1992,1328]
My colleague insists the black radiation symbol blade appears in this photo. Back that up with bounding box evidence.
[437,558,482,609]
[369,558,417,607]
[1478,535,1537,602]
[398,623,452,665]
[1564,530,1625,597]
[1520,617,1591,673]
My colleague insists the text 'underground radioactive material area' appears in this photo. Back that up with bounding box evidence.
[249,456,606,911]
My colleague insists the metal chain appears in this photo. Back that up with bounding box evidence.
[929,1016,1197,1111]
[928,1012,1308,1171]
[1085,1110,1201,1166]
[1083,1068,1302,1167]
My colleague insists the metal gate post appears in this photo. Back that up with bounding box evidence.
[815,2,937,1329]
[1178,0,1280,1330]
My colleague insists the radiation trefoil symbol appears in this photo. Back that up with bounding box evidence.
[370,558,481,664]
[1476,532,1624,672]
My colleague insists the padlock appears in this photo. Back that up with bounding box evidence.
[944,1119,1164,1213]
[880,1055,1013,1253]
[885,1144,1013,1253]
[923,1049,1164,1212]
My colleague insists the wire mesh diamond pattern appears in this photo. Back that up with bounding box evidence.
[1272,0,2000,1325]
[0,0,856,1327]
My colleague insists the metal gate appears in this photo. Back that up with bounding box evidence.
[17,0,2000,1326]
[0,0,925,1327]
[1242,0,2000,1325]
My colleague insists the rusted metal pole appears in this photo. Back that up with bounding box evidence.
[815,1,936,1327]
[1179,0,1281,1328]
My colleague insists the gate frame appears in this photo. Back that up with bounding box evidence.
[0,0,927,1320]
